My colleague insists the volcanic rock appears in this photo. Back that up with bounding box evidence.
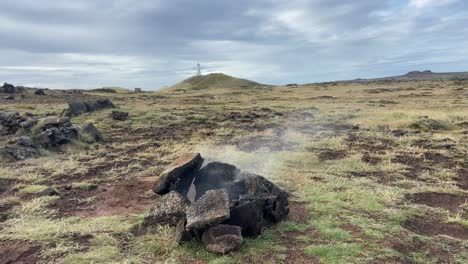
[144,192,188,226]
[223,196,264,237]
[0,136,39,160]
[202,225,243,254]
[186,189,230,229]
[34,89,46,95]
[111,110,129,121]
[1,83,15,93]
[0,112,26,135]
[4,95,14,100]
[193,162,240,200]
[64,99,115,117]
[152,153,204,198]
[19,117,39,130]
[175,219,193,244]
[79,123,103,143]
[34,117,78,147]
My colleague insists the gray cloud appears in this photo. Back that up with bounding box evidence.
[0,0,467,89]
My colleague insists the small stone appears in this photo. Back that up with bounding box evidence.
[202,225,243,254]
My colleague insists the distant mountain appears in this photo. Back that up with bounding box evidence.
[350,70,468,82]
[165,73,265,91]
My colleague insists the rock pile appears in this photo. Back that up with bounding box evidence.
[144,153,289,254]
[0,111,103,160]
[64,99,115,117]
[0,83,24,94]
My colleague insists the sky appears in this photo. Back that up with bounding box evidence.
[0,0,467,90]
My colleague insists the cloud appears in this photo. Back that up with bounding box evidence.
[0,0,467,89]
[409,0,459,8]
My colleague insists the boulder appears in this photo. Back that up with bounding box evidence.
[79,123,103,143]
[1,83,15,93]
[34,117,78,147]
[34,89,46,95]
[19,118,39,130]
[111,110,129,121]
[64,99,115,117]
[0,112,26,135]
[202,225,243,254]
[186,189,230,229]
[4,95,14,100]
[152,153,204,198]
[193,162,240,200]
[223,195,265,237]
[143,191,188,226]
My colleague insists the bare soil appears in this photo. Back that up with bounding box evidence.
[406,192,467,213]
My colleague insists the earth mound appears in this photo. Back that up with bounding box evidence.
[167,73,265,91]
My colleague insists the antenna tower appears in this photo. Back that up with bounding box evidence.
[197,62,201,76]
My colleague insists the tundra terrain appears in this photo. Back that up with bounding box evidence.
[0,75,467,263]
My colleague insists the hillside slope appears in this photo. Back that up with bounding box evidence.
[166,73,265,91]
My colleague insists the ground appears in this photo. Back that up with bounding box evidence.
[0,79,467,263]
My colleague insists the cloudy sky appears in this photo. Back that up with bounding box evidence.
[0,0,467,89]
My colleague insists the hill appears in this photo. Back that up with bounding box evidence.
[165,73,265,91]
[348,70,468,82]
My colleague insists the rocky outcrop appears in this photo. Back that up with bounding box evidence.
[0,113,104,161]
[64,99,115,117]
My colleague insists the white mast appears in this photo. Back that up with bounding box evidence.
[197,62,201,76]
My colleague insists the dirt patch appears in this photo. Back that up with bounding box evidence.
[318,150,347,161]
[392,154,429,178]
[56,177,157,217]
[406,192,467,213]
[361,152,382,165]
[458,167,468,190]
[0,240,42,264]
[404,216,468,240]
[287,202,309,224]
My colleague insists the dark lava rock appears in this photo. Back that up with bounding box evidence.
[34,89,46,95]
[223,195,264,237]
[0,112,26,135]
[193,162,240,200]
[4,95,14,100]
[186,189,230,229]
[111,110,129,121]
[175,219,193,244]
[152,153,204,198]
[64,99,115,117]
[1,83,15,93]
[34,117,78,147]
[0,136,39,160]
[144,191,188,226]
[79,123,103,143]
[19,117,39,130]
[202,225,243,254]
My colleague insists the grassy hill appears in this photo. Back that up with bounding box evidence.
[165,73,265,91]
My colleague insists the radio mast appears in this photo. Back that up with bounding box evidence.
[196,62,201,76]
